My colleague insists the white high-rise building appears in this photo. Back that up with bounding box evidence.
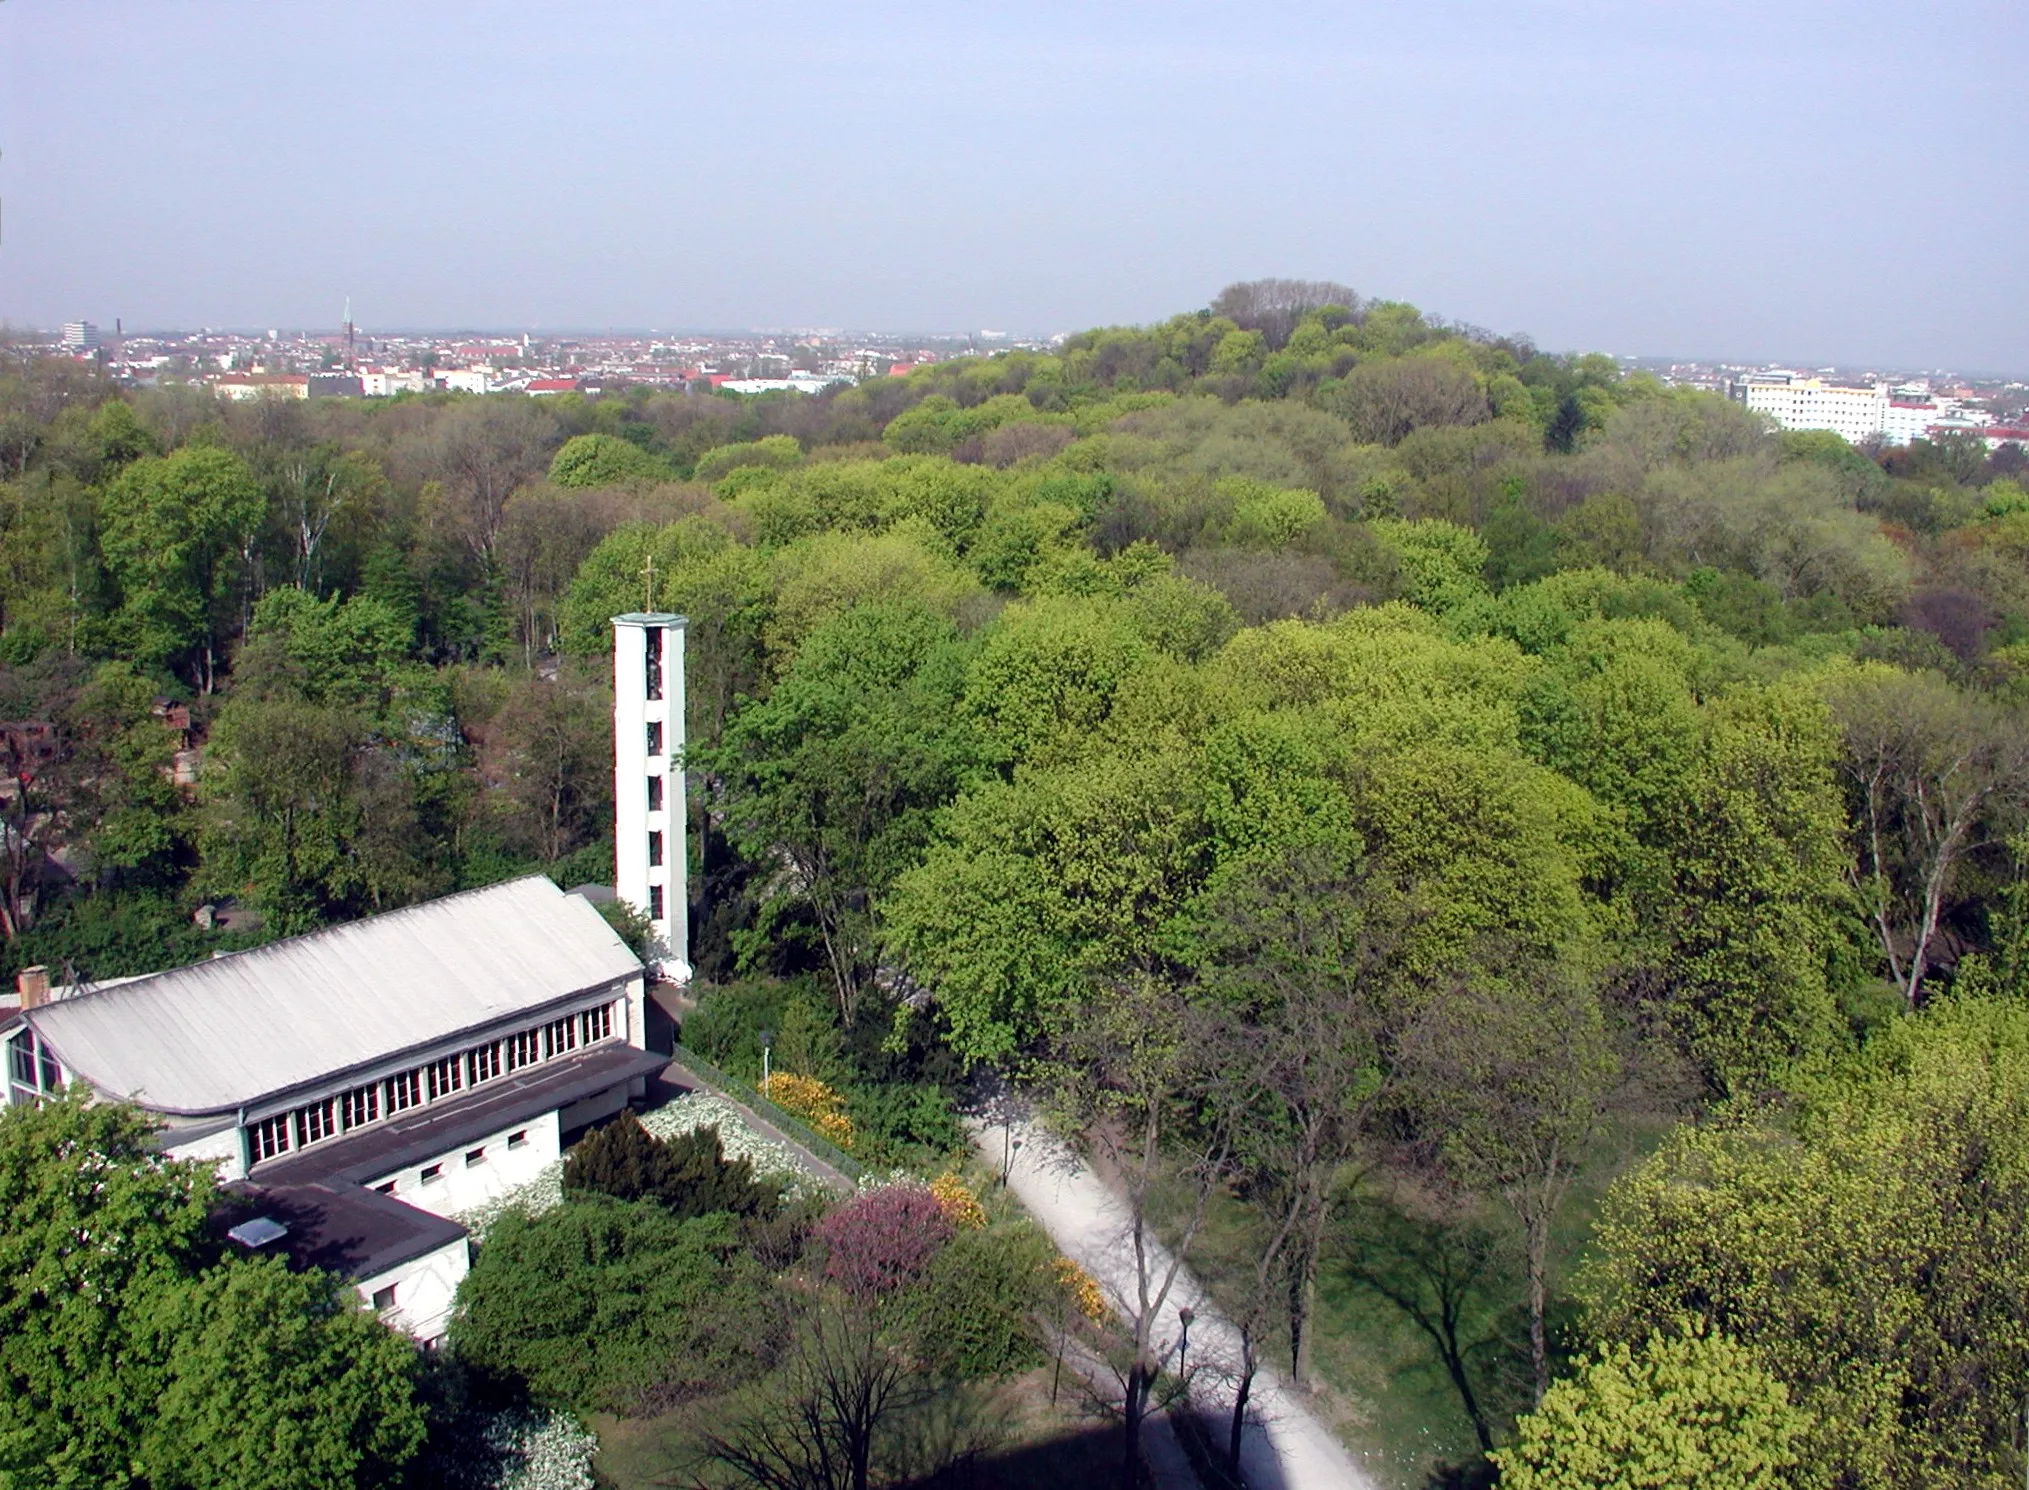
[1733,373,1887,446]
[61,321,101,352]
[612,611,689,981]
[1733,372,1995,448]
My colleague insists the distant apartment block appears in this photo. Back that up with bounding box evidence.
[438,368,494,394]
[1732,373,1994,447]
[361,369,428,396]
[215,373,310,401]
[61,321,102,352]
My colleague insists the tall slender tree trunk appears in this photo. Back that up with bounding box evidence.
[1121,1360,1151,1490]
[1228,1330,1256,1475]
[1524,1207,1551,1404]
[1289,1176,1330,1385]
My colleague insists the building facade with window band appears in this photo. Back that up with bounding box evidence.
[0,874,664,1343]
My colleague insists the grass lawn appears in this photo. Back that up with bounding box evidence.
[592,1368,1133,1490]
[1150,1109,1681,1489]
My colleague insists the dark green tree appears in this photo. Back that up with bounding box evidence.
[563,1112,774,1220]
[98,446,266,687]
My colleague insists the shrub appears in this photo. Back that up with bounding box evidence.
[929,1173,986,1231]
[563,1112,776,1220]
[847,1081,963,1160]
[814,1184,951,1298]
[451,1202,768,1413]
[761,1072,855,1150]
[899,1225,1053,1379]
[1052,1257,1108,1322]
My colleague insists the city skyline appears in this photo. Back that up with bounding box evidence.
[3,2,2019,372]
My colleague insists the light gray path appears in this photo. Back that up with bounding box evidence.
[972,1116,1378,1490]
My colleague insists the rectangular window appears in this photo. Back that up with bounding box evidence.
[580,1002,614,1045]
[645,629,663,700]
[646,774,663,812]
[372,1285,397,1311]
[504,1028,541,1072]
[7,1032,59,1098]
[507,1129,528,1150]
[373,1180,397,1195]
[419,1164,441,1186]
[467,1042,502,1086]
[340,1083,380,1130]
[542,1016,578,1060]
[248,1114,292,1164]
[427,1055,464,1103]
[646,720,663,755]
[385,1068,424,1115]
[294,1099,338,1149]
[648,830,663,867]
[648,885,664,921]
[465,1147,486,1167]
[8,1032,36,1090]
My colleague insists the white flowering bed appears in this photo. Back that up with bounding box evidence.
[455,1092,815,1238]
[484,1408,598,1490]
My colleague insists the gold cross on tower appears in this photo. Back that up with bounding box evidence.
[641,552,657,613]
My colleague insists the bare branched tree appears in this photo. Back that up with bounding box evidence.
[1210,279,1363,349]
[1052,974,1242,1490]
[1831,669,2029,1008]
[1395,955,1619,1403]
[694,1306,928,1490]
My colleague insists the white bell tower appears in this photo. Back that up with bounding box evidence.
[612,609,689,982]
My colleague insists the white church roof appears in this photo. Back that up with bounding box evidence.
[24,876,641,1115]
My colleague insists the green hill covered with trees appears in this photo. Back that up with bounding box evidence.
[4,279,2028,1487]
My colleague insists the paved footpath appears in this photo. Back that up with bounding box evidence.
[971,1117,1378,1490]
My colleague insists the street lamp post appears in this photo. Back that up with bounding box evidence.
[759,1029,772,1094]
[1178,1305,1195,1384]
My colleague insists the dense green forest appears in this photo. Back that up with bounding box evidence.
[4,279,2029,1487]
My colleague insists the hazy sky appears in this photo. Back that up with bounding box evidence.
[2,1,2019,369]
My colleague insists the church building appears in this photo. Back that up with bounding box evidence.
[0,611,690,1343]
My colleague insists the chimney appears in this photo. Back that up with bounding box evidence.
[17,966,49,1009]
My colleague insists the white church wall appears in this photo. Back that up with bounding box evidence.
[164,1120,247,1182]
[356,1236,469,1345]
[557,1082,628,1135]
[366,1109,563,1220]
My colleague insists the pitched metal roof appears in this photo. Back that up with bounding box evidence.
[26,876,640,1116]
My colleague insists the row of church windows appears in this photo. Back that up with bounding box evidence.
[247,1001,618,1164]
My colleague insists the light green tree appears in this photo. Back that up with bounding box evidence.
[548,431,671,488]
[1580,994,2029,1488]
[1493,1324,1805,1490]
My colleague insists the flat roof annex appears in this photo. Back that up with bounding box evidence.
[20,876,641,1117]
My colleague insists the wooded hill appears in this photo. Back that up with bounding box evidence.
[4,278,2028,1486]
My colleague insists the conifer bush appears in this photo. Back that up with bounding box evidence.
[562,1111,776,1220]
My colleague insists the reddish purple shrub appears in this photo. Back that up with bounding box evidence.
[814,1184,953,1298]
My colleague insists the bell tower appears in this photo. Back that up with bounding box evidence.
[612,609,689,981]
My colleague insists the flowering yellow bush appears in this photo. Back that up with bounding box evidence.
[1053,1256,1108,1321]
[760,1072,855,1150]
[929,1172,987,1230]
